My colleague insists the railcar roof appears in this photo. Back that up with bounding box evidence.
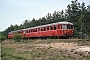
[27,21,73,29]
[9,21,73,33]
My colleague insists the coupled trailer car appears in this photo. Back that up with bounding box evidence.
[8,21,74,39]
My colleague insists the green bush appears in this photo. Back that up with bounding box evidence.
[13,34,21,42]
[0,36,6,42]
[88,35,90,39]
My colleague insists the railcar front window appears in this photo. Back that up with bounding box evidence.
[67,25,73,29]
[67,25,71,29]
[62,25,67,29]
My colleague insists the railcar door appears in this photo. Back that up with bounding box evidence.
[62,24,68,37]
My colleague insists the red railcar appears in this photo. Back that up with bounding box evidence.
[8,21,74,39]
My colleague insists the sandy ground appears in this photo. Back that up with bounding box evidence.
[36,42,90,52]
[2,40,90,52]
[75,46,90,52]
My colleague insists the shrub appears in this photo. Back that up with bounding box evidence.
[88,52,90,54]
[0,36,6,42]
[13,34,21,42]
[74,51,78,54]
[88,35,90,39]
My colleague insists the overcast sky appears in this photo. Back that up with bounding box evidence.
[0,0,90,31]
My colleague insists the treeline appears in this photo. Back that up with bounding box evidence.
[1,0,90,39]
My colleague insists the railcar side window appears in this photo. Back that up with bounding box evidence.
[27,31,28,33]
[31,30,32,32]
[60,25,62,29]
[57,25,60,29]
[50,26,52,30]
[47,27,49,30]
[41,28,43,31]
[35,29,37,32]
[38,28,40,31]
[44,27,46,31]
[23,31,25,33]
[54,25,56,30]
[33,29,35,32]
[31,29,33,32]
[57,25,61,29]
[29,30,30,33]
[18,31,22,34]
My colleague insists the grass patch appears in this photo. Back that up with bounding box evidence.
[1,39,90,60]
[1,48,31,60]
